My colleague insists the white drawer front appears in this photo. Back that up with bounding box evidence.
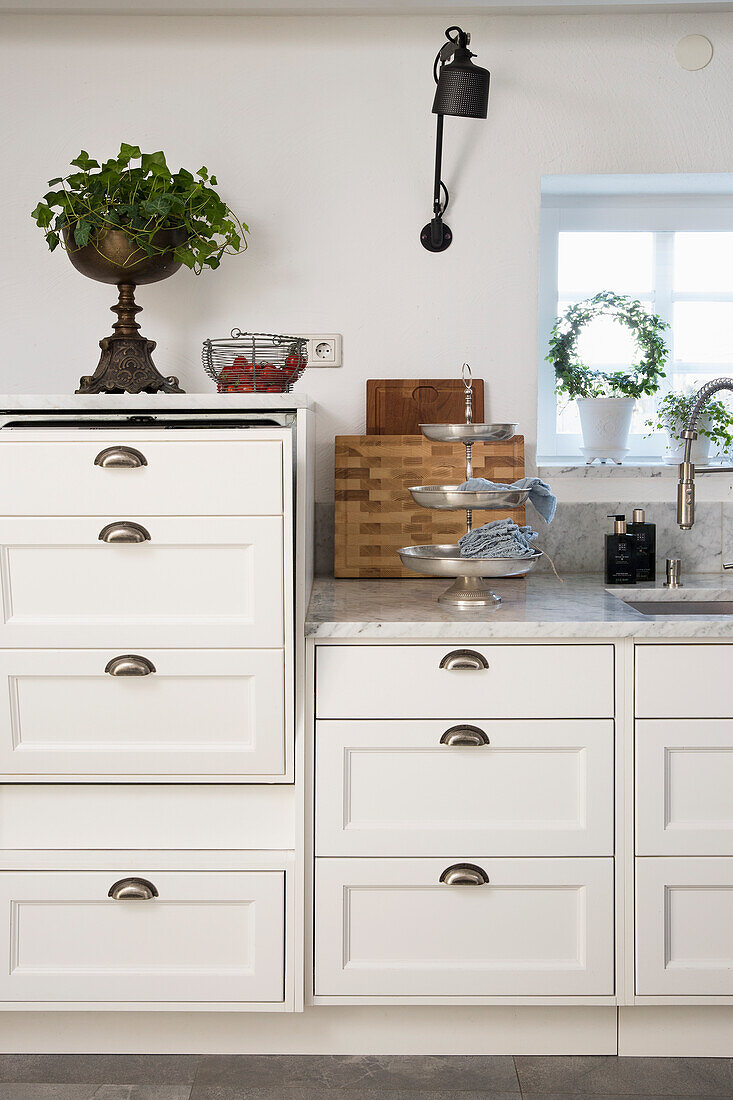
[316,645,614,719]
[636,857,733,996]
[0,518,283,647]
[636,644,733,718]
[0,870,284,1003]
[0,650,284,778]
[636,720,733,856]
[315,857,614,997]
[0,785,294,850]
[316,719,614,856]
[0,434,284,516]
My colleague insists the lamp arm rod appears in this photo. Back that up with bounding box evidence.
[432,114,444,215]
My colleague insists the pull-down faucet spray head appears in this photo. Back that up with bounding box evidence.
[677,430,696,530]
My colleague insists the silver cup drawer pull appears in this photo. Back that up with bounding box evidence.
[439,649,488,671]
[439,863,490,886]
[440,724,490,747]
[94,446,147,469]
[108,877,159,901]
[105,654,156,677]
[98,521,151,544]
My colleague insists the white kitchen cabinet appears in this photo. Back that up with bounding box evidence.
[0,401,312,1014]
[316,644,615,719]
[315,856,615,998]
[316,718,614,856]
[635,857,733,996]
[0,870,285,1003]
[0,516,284,648]
[636,719,733,856]
[0,432,284,516]
[0,649,285,778]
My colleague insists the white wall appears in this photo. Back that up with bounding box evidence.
[2,10,733,499]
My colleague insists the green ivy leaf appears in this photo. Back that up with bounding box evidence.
[31,202,54,227]
[70,150,99,171]
[73,220,92,247]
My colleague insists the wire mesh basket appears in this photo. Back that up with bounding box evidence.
[202,330,308,393]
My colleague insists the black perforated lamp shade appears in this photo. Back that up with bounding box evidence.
[432,42,490,119]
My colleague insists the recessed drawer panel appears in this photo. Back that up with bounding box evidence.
[0,517,283,647]
[636,857,733,995]
[0,650,285,778]
[316,719,614,856]
[636,719,733,855]
[636,644,733,718]
[316,645,614,719]
[0,870,285,1003]
[0,433,284,516]
[315,857,614,997]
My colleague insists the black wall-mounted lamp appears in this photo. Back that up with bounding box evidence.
[420,26,490,253]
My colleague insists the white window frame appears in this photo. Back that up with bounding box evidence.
[537,193,733,461]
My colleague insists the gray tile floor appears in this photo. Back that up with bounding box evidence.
[0,1056,730,1099]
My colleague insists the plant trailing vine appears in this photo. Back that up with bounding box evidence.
[646,389,733,453]
[547,291,669,400]
[31,143,247,274]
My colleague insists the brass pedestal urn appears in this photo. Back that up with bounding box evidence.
[65,227,185,395]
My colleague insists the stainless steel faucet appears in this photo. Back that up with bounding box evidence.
[677,377,733,529]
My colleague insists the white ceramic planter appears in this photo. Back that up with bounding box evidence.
[664,416,712,466]
[576,397,636,464]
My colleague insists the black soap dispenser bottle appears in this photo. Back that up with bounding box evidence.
[605,514,637,585]
[627,507,656,582]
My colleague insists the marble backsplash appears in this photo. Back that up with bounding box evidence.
[314,501,733,577]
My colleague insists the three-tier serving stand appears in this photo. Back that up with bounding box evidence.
[398,366,542,608]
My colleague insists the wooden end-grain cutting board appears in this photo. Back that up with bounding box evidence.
[335,434,525,578]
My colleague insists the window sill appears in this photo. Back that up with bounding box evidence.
[537,458,678,478]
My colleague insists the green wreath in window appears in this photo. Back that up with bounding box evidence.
[547,290,669,401]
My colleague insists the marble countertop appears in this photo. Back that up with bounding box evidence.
[306,573,733,638]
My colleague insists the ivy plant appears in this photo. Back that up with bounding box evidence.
[31,143,247,274]
[646,388,733,453]
[547,291,669,401]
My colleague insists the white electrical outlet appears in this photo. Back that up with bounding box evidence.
[302,334,342,367]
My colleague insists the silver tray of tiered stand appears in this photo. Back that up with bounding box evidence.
[409,485,531,510]
[398,545,543,608]
[420,422,517,443]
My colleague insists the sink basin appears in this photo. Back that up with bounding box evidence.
[625,600,733,616]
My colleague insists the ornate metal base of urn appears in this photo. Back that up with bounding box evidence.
[77,283,183,395]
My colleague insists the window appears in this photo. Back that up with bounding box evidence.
[537,177,733,460]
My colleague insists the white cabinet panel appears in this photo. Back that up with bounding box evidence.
[0,650,284,778]
[316,719,614,856]
[0,517,283,647]
[315,857,614,997]
[316,645,614,719]
[0,785,294,850]
[0,870,285,1003]
[636,858,733,996]
[636,645,733,718]
[636,720,733,855]
[0,432,284,516]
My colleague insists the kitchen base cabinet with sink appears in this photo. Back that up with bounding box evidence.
[0,395,314,1017]
[302,608,733,1055]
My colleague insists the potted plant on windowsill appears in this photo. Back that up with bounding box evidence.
[547,291,669,464]
[645,389,733,466]
[31,143,247,394]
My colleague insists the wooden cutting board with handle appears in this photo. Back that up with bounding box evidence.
[335,433,525,578]
[366,379,485,435]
